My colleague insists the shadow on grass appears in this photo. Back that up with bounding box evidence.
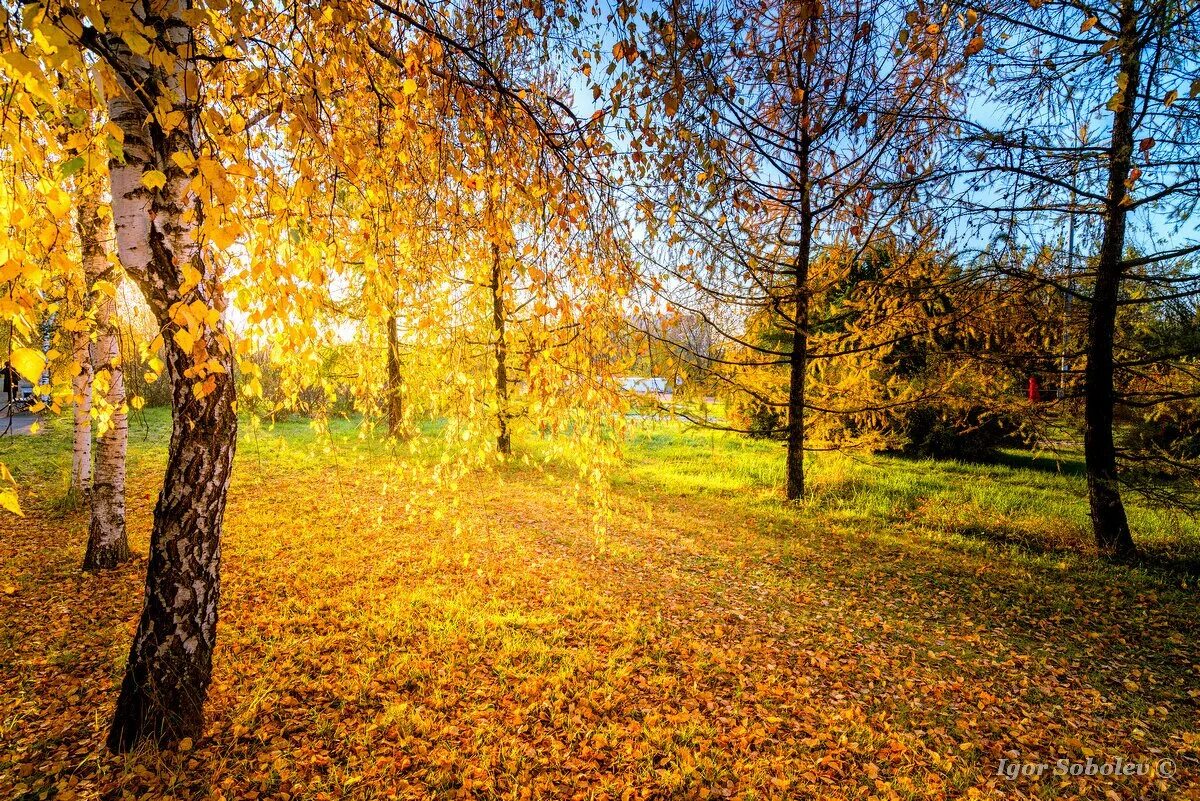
[1126,546,1200,580]
[955,522,1200,579]
[990,449,1087,478]
[883,447,1087,478]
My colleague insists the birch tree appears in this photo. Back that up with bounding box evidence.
[51,1,241,747]
[78,175,129,570]
[58,88,132,569]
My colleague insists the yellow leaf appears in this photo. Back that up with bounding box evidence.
[210,225,239,251]
[225,162,256,178]
[174,328,195,353]
[141,170,167,191]
[122,31,151,55]
[0,490,21,517]
[79,0,106,32]
[0,51,47,88]
[403,78,418,96]
[180,264,203,295]
[162,110,186,131]
[10,347,45,384]
[193,375,216,399]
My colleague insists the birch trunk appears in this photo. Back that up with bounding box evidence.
[80,177,129,569]
[69,320,92,495]
[93,2,239,751]
[66,148,93,497]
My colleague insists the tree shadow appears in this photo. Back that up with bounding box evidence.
[989,449,1087,477]
[954,522,1200,579]
[881,447,1087,477]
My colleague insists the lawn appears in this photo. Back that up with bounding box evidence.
[1,410,1197,800]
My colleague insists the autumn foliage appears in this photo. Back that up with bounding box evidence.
[0,0,1198,795]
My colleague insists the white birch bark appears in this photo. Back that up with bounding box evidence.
[97,0,239,751]
[77,180,129,570]
[69,319,92,494]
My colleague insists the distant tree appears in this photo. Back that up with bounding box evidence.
[619,0,960,499]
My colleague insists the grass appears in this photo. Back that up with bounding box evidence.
[623,423,1200,574]
[0,410,1197,800]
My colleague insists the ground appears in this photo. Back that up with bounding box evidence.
[1,411,1197,800]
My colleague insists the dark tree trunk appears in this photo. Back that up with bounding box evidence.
[1084,0,1139,560]
[785,229,811,502]
[385,312,404,438]
[491,242,511,455]
[785,115,813,502]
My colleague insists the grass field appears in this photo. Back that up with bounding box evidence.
[1,410,1197,799]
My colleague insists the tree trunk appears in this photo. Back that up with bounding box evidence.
[1084,0,1139,560]
[785,228,811,501]
[385,311,405,438]
[76,182,130,571]
[785,107,813,502]
[69,319,92,496]
[106,329,237,751]
[97,4,239,750]
[491,242,511,455]
[59,124,93,499]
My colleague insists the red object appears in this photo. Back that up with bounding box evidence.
[1028,375,1041,403]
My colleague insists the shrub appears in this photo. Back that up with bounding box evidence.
[731,400,785,439]
[1126,402,1200,461]
[893,403,1026,461]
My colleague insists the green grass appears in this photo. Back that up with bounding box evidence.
[622,421,1200,579]
[10,408,1198,579]
[8,407,1197,582]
